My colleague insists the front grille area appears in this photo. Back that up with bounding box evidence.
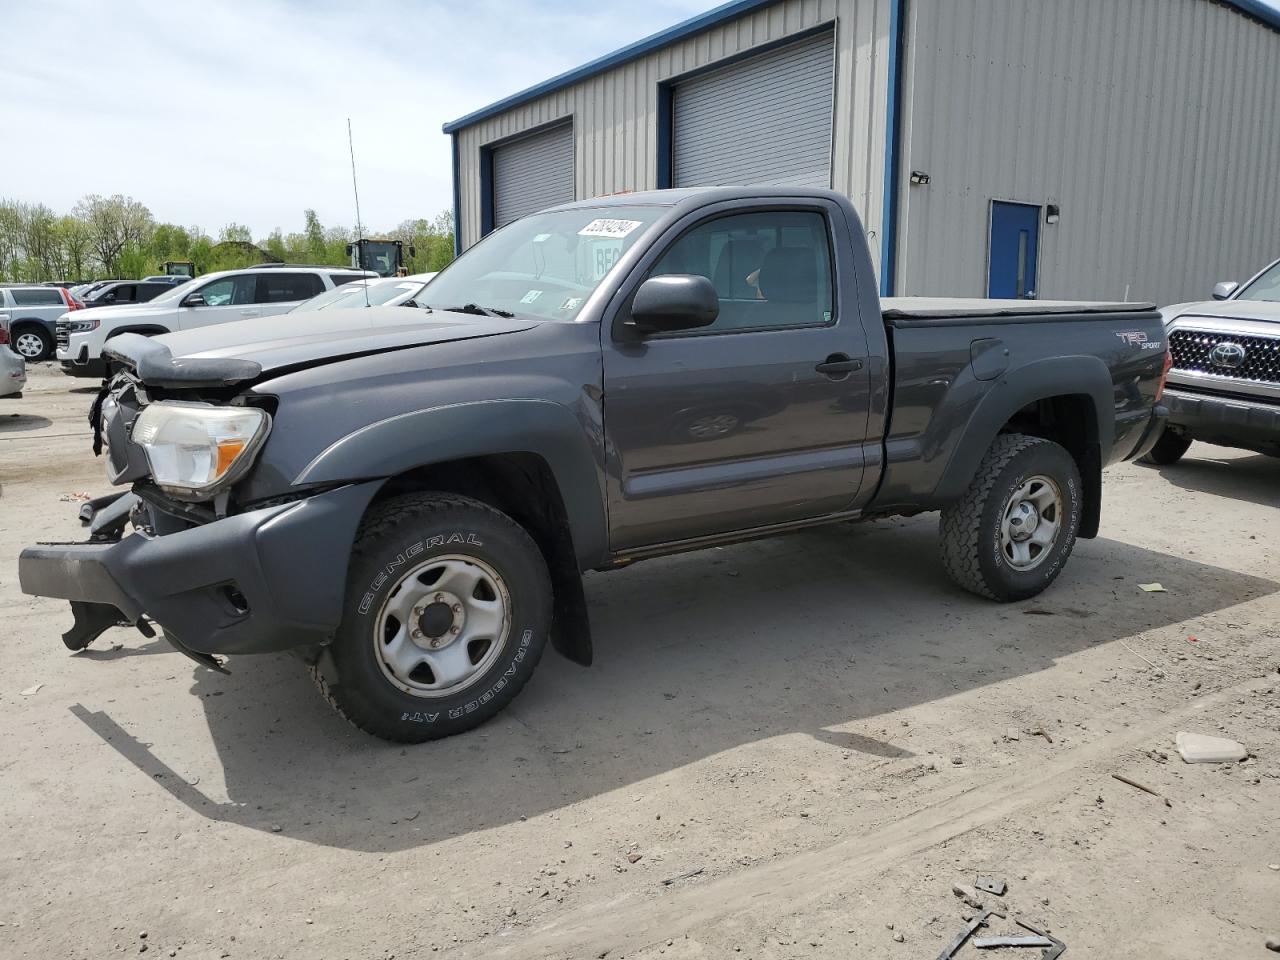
[55,319,70,347]
[1169,328,1280,385]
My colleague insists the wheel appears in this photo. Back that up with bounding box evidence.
[939,434,1083,602]
[1139,427,1192,465]
[313,493,552,742]
[12,326,53,362]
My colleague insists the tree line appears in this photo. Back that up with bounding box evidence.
[0,194,456,283]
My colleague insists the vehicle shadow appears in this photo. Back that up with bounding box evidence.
[70,516,1278,852]
[1149,449,1280,509]
[0,413,54,433]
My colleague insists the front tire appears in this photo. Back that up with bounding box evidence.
[939,434,1082,602]
[1140,427,1192,465]
[13,325,53,362]
[313,493,552,743]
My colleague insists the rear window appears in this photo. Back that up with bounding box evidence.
[11,288,65,306]
[257,273,324,304]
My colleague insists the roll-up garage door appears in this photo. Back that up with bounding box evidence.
[673,31,835,189]
[492,122,575,228]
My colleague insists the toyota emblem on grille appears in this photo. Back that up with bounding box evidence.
[1209,341,1247,369]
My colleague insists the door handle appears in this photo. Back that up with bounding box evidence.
[815,354,864,378]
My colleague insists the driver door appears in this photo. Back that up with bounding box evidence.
[178,275,260,330]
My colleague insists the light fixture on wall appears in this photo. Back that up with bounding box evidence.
[1045,204,1061,224]
[909,170,930,185]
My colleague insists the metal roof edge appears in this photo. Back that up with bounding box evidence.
[1219,0,1280,31]
[441,0,779,134]
[443,0,1280,135]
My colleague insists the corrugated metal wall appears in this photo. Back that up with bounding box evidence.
[453,0,893,260]
[897,0,1280,304]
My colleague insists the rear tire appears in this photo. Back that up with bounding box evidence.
[1140,427,1192,465]
[313,493,552,743]
[939,434,1082,602]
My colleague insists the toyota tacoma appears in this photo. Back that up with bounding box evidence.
[1145,255,1280,463]
[19,188,1170,742]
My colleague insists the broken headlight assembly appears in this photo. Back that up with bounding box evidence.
[131,401,270,499]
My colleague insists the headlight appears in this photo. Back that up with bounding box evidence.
[131,401,270,498]
[68,318,99,333]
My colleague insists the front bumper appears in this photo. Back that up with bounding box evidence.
[19,481,382,656]
[58,340,106,378]
[1164,388,1280,454]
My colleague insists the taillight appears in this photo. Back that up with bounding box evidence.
[61,287,83,311]
[0,327,9,346]
[1155,347,1173,403]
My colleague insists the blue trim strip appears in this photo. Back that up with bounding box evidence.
[451,133,462,256]
[479,146,495,238]
[879,0,905,296]
[656,84,673,189]
[1225,0,1280,32]
[442,0,780,133]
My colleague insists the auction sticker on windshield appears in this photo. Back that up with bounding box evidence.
[578,218,642,239]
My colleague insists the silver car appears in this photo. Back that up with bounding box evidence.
[0,312,28,398]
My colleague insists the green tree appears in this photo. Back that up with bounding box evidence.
[74,194,154,275]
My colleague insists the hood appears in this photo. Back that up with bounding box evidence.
[106,306,538,388]
[78,302,178,321]
[1161,299,1280,324]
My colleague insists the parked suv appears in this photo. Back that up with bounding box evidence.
[58,265,375,377]
[0,285,83,361]
[82,279,183,309]
[1148,255,1280,463]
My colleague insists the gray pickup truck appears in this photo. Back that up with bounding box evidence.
[19,188,1170,742]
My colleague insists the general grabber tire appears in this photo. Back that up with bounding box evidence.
[312,493,552,743]
[939,434,1083,602]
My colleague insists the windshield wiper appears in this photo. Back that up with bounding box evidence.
[439,303,515,318]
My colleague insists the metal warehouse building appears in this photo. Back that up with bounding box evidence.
[444,0,1280,303]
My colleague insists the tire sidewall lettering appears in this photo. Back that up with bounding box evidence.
[357,532,484,615]
[399,629,533,725]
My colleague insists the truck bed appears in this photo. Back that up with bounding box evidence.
[882,297,1156,322]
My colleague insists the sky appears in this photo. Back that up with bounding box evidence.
[0,0,710,237]
[4,0,1279,239]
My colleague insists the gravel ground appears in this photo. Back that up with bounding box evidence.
[2,363,1278,960]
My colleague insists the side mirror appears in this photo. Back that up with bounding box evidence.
[345,243,353,257]
[407,244,416,259]
[103,293,117,303]
[1212,281,1238,301]
[182,293,206,308]
[629,275,719,335]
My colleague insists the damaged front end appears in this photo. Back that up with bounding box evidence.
[18,334,379,670]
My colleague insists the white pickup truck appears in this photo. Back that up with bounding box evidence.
[1148,256,1280,463]
[57,264,373,377]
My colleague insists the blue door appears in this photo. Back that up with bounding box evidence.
[987,201,1041,299]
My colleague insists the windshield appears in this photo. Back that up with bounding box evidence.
[291,279,430,313]
[420,206,663,321]
[356,241,401,277]
[1236,260,1280,302]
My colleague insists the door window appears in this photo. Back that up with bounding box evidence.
[195,275,257,306]
[647,210,835,333]
[256,272,323,304]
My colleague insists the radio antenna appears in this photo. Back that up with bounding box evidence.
[347,118,371,307]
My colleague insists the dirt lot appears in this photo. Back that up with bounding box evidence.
[2,363,1278,960]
